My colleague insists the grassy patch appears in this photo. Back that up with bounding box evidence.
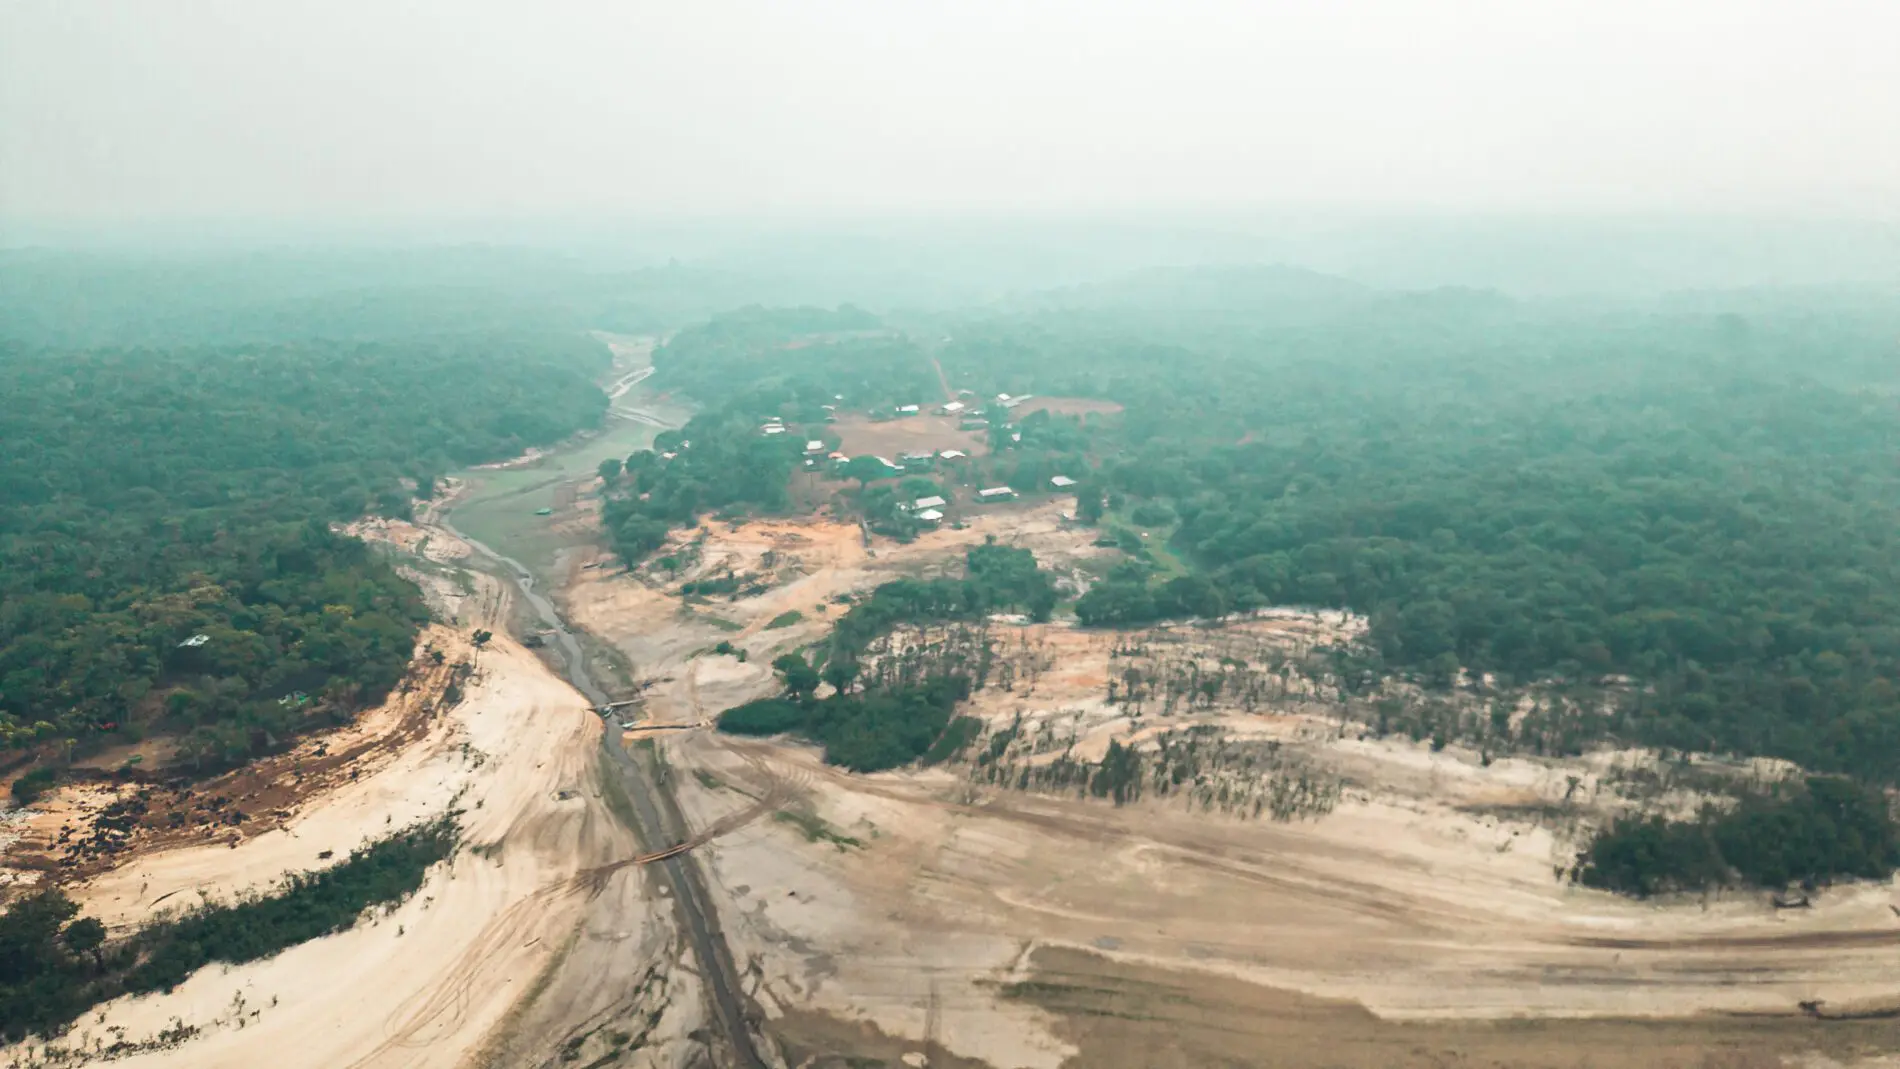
[765,609,805,630]
[774,808,862,850]
[1106,508,1188,580]
[596,753,641,833]
[692,769,727,791]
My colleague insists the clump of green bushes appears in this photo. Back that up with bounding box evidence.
[1575,777,1900,897]
[720,675,971,773]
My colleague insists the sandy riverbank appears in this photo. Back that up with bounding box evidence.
[2,568,670,1068]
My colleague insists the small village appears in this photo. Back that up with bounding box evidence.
[754,390,1080,528]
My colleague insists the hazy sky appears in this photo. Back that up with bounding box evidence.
[4,0,1897,226]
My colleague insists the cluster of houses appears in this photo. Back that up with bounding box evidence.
[887,484,1031,526]
[891,486,1016,524]
[746,392,1083,528]
[766,391,1034,444]
[899,494,948,523]
[877,392,1032,426]
[797,442,974,475]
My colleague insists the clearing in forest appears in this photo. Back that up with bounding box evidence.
[830,412,988,460]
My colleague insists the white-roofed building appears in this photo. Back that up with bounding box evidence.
[911,495,947,510]
[938,449,967,460]
[976,486,1016,501]
[1050,475,1078,488]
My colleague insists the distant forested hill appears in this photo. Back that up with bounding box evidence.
[0,327,608,771]
[0,248,800,347]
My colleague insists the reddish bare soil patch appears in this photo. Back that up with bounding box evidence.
[0,631,463,892]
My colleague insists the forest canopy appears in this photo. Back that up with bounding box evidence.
[917,281,1900,784]
[0,332,608,768]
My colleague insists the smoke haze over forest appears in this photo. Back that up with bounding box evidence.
[5,1,1897,227]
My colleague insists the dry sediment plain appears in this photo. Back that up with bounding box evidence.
[570,501,1900,1069]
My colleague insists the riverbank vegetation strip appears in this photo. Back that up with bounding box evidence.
[0,815,459,1042]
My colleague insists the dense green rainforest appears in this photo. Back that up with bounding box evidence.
[0,259,615,772]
